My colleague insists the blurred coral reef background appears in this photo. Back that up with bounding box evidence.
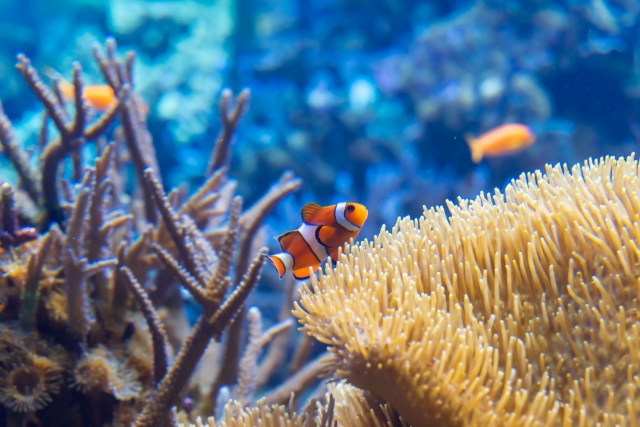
[4,0,640,240]
[0,0,640,427]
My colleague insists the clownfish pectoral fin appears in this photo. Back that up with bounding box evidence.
[315,225,333,247]
[300,202,322,224]
[277,230,299,252]
[267,252,294,278]
[292,269,310,280]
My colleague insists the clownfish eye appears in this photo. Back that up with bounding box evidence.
[346,204,355,212]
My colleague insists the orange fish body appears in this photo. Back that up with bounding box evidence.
[465,124,535,163]
[267,202,368,280]
[48,67,148,115]
[83,85,116,111]
[54,73,116,112]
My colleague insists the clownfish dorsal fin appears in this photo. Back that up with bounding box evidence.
[300,202,322,224]
[277,230,299,252]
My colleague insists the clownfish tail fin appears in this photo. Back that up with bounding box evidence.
[267,252,294,278]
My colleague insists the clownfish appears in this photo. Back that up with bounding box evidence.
[465,124,535,163]
[267,202,368,280]
[44,67,149,115]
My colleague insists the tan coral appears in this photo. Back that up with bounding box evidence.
[0,39,308,427]
[325,382,409,427]
[0,324,65,413]
[293,154,640,426]
[125,314,158,385]
[181,383,403,427]
[43,287,68,325]
[0,352,63,412]
[72,344,142,401]
[179,399,310,427]
[111,392,152,427]
[0,240,40,321]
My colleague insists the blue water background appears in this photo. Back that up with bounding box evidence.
[1,0,639,324]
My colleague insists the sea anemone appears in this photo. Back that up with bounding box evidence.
[294,154,640,425]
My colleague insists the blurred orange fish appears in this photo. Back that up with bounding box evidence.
[465,124,535,163]
[45,67,148,116]
[267,202,368,280]
[57,78,115,111]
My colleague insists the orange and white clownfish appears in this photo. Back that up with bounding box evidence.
[267,202,368,280]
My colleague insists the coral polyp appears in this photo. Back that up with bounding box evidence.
[0,324,65,414]
[71,345,142,401]
[0,233,42,322]
[0,352,63,413]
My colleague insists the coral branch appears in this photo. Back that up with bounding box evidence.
[18,230,55,331]
[255,318,294,389]
[84,84,129,141]
[133,250,266,427]
[63,170,93,339]
[145,168,204,286]
[205,196,241,301]
[152,242,209,307]
[92,40,120,89]
[15,54,71,139]
[70,63,87,138]
[119,266,170,385]
[180,167,226,226]
[289,334,314,375]
[35,74,127,228]
[234,306,263,406]
[207,89,251,176]
[262,353,333,406]
[0,102,41,206]
[207,250,266,338]
[93,38,158,224]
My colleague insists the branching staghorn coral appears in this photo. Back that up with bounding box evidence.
[182,273,333,423]
[0,37,321,427]
[294,154,640,426]
[15,54,128,228]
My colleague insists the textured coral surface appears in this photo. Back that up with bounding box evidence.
[295,155,640,426]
